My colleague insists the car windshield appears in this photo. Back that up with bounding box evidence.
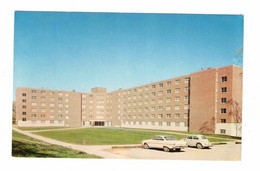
[164,136,176,141]
[201,136,207,139]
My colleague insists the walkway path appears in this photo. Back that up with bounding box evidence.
[12,127,131,159]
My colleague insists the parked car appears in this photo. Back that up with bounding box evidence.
[142,135,187,152]
[184,134,213,149]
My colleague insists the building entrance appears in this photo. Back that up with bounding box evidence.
[94,121,105,126]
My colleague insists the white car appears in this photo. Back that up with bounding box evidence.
[184,134,213,149]
[142,135,187,152]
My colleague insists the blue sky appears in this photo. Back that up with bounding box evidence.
[13,12,243,99]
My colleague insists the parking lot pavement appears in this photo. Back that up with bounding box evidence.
[110,143,241,161]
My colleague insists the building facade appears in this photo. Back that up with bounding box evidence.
[15,65,243,136]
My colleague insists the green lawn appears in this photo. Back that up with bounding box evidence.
[12,130,102,158]
[34,127,187,145]
[16,126,70,131]
[33,127,235,145]
[122,127,240,140]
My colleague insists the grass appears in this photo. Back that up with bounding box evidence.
[12,130,102,158]
[16,126,70,131]
[34,127,187,145]
[33,127,235,145]
[122,127,240,140]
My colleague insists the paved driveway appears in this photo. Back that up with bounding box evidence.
[110,143,241,161]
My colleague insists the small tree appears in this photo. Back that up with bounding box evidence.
[199,116,215,134]
[227,99,242,137]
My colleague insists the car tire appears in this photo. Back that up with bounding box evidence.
[143,143,149,149]
[196,143,203,149]
[163,146,170,152]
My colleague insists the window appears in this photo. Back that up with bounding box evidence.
[58,92,63,96]
[133,89,137,92]
[128,90,131,94]
[221,76,227,82]
[22,118,26,121]
[151,114,155,119]
[175,113,180,118]
[22,105,26,109]
[158,91,163,96]
[58,97,62,101]
[151,92,156,96]
[139,121,142,125]
[50,103,55,107]
[22,99,26,103]
[221,87,227,93]
[167,122,171,126]
[175,88,180,93]
[41,90,46,94]
[185,96,190,101]
[158,114,163,118]
[175,122,180,126]
[50,91,54,95]
[220,129,226,134]
[41,96,46,100]
[185,78,190,83]
[166,106,171,111]
[151,99,156,104]
[32,96,36,99]
[145,86,149,90]
[138,114,142,119]
[175,105,180,110]
[175,79,180,85]
[41,103,46,107]
[32,90,36,93]
[159,122,162,126]
[22,93,26,97]
[22,112,26,115]
[184,113,189,118]
[184,104,190,110]
[145,114,149,119]
[50,120,54,124]
[139,94,142,98]
[32,102,36,106]
[166,97,171,103]
[167,90,171,94]
[152,122,155,126]
[152,85,156,89]
[139,87,143,92]
[159,83,163,88]
[41,114,45,118]
[167,81,171,86]
[166,114,171,118]
[221,119,226,123]
[145,93,149,98]
[32,108,37,112]
[221,98,227,103]
[158,106,163,111]
[158,98,163,103]
[184,87,190,92]
[31,114,36,117]
[175,96,180,102]
[221,108,227,114]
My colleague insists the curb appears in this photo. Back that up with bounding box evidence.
[111,145,142,149]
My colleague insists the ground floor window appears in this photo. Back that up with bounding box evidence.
[220,129,226,134]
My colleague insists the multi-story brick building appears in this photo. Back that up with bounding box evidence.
[15,65,243,136]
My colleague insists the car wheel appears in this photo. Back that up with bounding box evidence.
[143,143,149,149]
[163,146,170,152]
[196,143,203,149]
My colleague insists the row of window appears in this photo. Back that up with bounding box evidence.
[21,118,63,124]
[22,92,68,96]
[122,113,188,119]
[123,104,190,112]
[123,121,187,127]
